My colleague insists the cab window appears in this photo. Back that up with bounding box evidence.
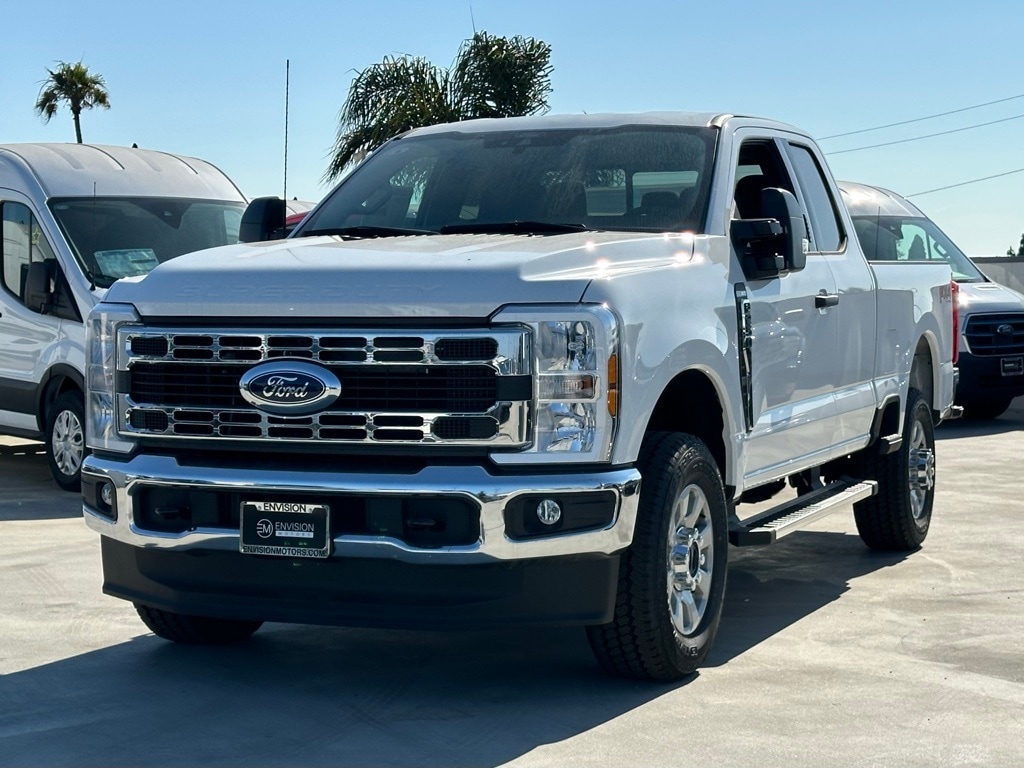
[784,144,845,252]
[2,202,56,304]
[731,139,796,220]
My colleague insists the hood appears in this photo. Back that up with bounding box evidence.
[958,280,1024,316]
[105,231,695,319]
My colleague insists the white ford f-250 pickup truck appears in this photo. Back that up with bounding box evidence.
[82,113,957,681]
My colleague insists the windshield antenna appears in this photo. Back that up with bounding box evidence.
[283,59,290,203]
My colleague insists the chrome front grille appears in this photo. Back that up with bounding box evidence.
[117,328,532,446]
[964,313,1024,356]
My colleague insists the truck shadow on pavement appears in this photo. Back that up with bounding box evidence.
[0,532,907,767]
[936,415,1023,440]
[709,531,909,666]
[0,624,675,767]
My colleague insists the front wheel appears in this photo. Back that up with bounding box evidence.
[45,390,87,492]
[854,388,935,551]
[135,604,263,644]
[586,432,729,681]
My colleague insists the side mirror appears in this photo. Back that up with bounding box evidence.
[239,197,287,243]
[23,260,53,314]
[761,187,808,272]
[730,187,808,279]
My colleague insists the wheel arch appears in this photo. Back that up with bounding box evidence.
[909,333,938,418]
[37,364,85,432]
[642,368,729,489]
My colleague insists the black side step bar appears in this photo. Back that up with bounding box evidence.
[730,477,877,546]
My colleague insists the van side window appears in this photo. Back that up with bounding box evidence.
[2,202,57,304]
[784,144,844,252]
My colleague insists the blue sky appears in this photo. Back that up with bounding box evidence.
[3,0,1022,255]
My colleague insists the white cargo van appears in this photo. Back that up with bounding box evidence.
[0,143,246,490]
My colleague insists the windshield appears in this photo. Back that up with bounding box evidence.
[298,126,716,237]
[49,197,245,287]
[851,214,985,283]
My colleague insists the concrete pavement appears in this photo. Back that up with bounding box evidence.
[1,406,1022,767]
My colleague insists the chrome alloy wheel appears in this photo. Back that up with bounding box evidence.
[908,417,935,521]
[52,409,84,478]
[666,483,715,636]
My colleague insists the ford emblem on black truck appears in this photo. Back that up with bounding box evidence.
[239,361,341,415]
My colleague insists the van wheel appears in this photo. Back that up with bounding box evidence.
[135,604,263,644]
[854,388,934,551]
[46,390,87,493]
[586,432,729,681]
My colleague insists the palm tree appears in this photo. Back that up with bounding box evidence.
[325,32,553,182]
[35,61,111,144]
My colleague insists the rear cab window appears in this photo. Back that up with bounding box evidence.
[784,143,845,253]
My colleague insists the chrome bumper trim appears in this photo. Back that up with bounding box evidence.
[82,454,641,563]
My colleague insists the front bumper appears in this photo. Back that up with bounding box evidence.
[83,453,640,627]
[98,537,622,628]
[82,453,641,562]
[955,351,1024,402]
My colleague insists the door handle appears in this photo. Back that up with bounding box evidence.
[815,293,840,309]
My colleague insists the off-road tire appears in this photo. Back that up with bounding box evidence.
[586,432,729,681]
[45,390,87,493]
[135,604,263,645]
[854,388,935,551]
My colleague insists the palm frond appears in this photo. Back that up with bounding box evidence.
[325,56,456,182]
[325,31,554,183]
[451,32,553,120]
[34,60,110,140]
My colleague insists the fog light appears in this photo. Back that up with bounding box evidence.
[536,499,562,526]
[100,482,114,507]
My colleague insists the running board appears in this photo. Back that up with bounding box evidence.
[730,477,878,546]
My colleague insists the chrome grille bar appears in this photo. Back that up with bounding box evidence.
[117,327,533,447]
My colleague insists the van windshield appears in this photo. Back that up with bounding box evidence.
[851,214,986,283]
[49,197,245,287]
[298,126,716,238]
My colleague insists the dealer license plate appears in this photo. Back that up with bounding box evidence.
[1001,356,1023,376]
[240,501,330,558]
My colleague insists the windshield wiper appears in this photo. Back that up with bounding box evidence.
[438,221,591,235]
[300,225,436,239]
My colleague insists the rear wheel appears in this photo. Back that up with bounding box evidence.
[586,432,729,681]
[135,604,263,644]
[854,388,934,551]
[45,390,86,492]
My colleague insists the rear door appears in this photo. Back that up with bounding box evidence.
[781,141,877,452]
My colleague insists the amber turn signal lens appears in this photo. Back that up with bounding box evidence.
[607,353,619,416]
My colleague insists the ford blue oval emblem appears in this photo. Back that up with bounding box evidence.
[239,361,341,415]
[996,323,1015,336]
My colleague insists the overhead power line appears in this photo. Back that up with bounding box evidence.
[819,92,1024,140]
[906,167,1024,198]
[826,112,1024,155]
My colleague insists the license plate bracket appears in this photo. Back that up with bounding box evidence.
[1001,356,1023,376]
[240,501,330,558]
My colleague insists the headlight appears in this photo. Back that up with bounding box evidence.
[492,305,619,464]
[86,302,140,453]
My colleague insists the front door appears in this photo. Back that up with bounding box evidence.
[729,135,840,485]
[0,197,63,434]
